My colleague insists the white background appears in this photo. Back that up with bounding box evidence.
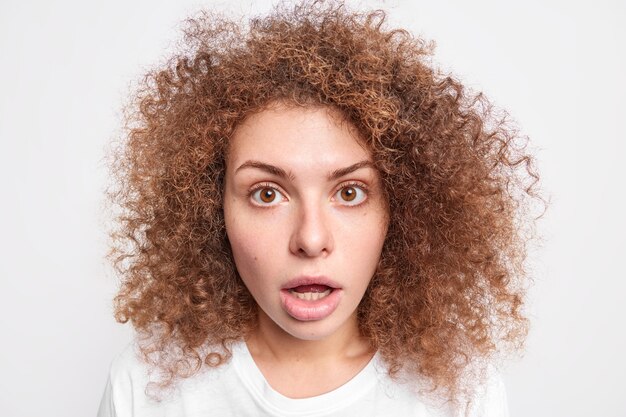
[1,1,624,416]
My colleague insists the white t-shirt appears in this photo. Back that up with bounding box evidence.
[97,341,509,417]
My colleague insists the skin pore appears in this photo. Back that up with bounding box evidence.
[223,104,389,398]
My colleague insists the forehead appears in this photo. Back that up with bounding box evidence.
[227,105,371,168]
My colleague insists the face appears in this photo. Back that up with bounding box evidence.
[223,104,388,342]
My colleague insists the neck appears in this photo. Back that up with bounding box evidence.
[246,309,372,365]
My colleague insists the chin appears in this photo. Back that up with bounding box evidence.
[278,314,353,342]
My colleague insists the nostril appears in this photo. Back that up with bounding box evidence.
[289,218,333,256]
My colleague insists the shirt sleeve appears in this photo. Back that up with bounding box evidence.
[468,372,509,417]
[97,375,117,417]
[97,343,138,417]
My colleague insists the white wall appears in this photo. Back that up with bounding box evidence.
[1,1,623,416]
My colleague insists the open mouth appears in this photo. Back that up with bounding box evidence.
[288,284,334,301]
[280,278,342,321]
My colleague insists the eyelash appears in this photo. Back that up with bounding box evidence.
[247,181,370,208]
[336,181,369,206]
[247,182,287,207]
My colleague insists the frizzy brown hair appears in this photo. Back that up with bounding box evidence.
[107,0,541,402]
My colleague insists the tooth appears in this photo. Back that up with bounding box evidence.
[290,289,333,301]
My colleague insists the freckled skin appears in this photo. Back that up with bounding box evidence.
[223,105,388,346]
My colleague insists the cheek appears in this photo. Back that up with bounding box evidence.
[353,234,385,273]
[224,198,257,265]
[346,213,387,277]
[227,229,261,271]
[226,217,281,288]
[343,210,387,251]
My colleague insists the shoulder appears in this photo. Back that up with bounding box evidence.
[465,371,509,417]
[98,340,250,417]
[109,342,146,377]
[371,359,509,417]
[98,342,152,417]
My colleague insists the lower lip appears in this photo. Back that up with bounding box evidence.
[279,288,342,321]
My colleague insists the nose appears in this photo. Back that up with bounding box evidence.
[289,201,334,258]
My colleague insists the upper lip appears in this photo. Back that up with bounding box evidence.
[281,276,342,290]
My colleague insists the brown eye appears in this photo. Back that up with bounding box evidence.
[336,184,366,205]
[340,187,357,201]
[260,188,275,203]
[251,186,284,206]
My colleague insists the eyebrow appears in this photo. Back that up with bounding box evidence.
[328,160,376,181]
[235,160,294,180]
[234,159,376,181]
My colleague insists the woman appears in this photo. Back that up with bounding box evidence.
[99,2,540,415]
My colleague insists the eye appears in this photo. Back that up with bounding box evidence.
[335,183,367,206]
[250,185,285,206]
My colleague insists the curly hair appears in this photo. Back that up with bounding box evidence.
[107,0,541,403]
